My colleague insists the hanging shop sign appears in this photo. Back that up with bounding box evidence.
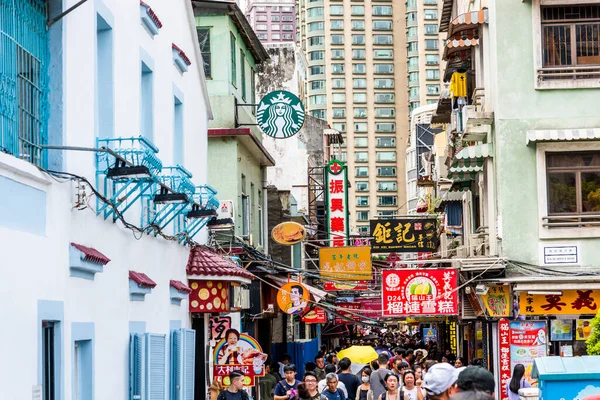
[256,90,305,139]
[576,319,593,341]
[519,290,599,315]
[272,221,306,245]
[356,298,381,319]
[189,280,229,313]
[424,328,437,343]
[302,307,327,324]
[509,321,546,384]
[481,284,511,317]
[369,218,438,253]
[335,302,361,324]
[210,316,232,341]
[381,269,458,317]
[323,281,369,291]
[550,319,573,341]
[319,246,372,281]
[498,319,511,400]
[213,329,267,387]
[325,159,349,247]
[448,321,458,355]
[277,282,310,315]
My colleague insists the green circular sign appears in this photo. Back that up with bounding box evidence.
[256,90,305,139]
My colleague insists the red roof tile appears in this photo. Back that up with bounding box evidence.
[71,243,111,265]
[129,271,157,288]
[186,246,254,280]
[170,280,192,293]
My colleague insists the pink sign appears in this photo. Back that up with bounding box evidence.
[498,319,511,400]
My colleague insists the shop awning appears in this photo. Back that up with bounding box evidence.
[453,143,493,167]
[448,165,483,181]
[443,37,480,61]
[526,128,600,145]
[447,9,489,36]
[186,246,254,283]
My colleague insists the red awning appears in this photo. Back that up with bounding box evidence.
[186,246,254,281]
[170,280,192,293]
[129,271,157,288]
[70,243,111,265]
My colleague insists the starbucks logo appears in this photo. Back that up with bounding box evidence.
[256,90,305,139]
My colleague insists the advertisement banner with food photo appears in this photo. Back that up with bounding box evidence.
[213,329,267,387]
[272,221,306,245]
[277,282,310,315]
[509,321,547,383]
[323,281,369,291]
[319,246,372,281]
[550,319,573,341]
[576,319,593,340]
[302,307,327,324]
[334,302,361,324]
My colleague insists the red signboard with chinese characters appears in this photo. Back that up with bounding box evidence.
[498,319,511,400]
[302,307,327,323]
[325,159,349,247]
[381,269,458,316]
[323,281,369,291]
[335,302,361,324]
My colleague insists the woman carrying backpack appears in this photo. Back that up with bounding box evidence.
[506,364,532,400]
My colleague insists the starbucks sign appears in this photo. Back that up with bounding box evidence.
[256,90,305,139]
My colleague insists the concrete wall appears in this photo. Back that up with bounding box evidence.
[0,0,211,397]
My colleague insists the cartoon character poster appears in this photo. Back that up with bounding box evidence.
[509,321,547,383]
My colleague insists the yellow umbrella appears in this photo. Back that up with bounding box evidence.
[337,346,379,365]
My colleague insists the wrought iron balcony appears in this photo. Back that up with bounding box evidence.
[176,185,219,243]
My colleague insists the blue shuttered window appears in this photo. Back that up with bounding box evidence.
[129,333,167,400]
[171,329,196,400]
[130,334,145,400]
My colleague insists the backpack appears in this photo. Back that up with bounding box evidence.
[218,390,250,400]
[381,390,404,400]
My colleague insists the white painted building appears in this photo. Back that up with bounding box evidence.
[0,1,216,399]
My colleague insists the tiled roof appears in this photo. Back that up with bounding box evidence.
[70,243,111,265]
[129,271,157,288]
[186,246,254,280]
[170,280,192,293]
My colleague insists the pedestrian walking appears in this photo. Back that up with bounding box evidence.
[377,373,400,400]
[356,367,374,400]
[455,366,495,396]
[422,362,459,400]
[506,364,531,400]
[279,354,293,378]
[274,364,301,400]
[259,363,279,400]
[338,357,361,400]
[400,370,423,400]
[300,372,321,400]
[319,365,348,397]
[315,354,327,381]
[454,358,466,368]
[322,373,347,400]
[218,370,250,400]
[370,354,391,400]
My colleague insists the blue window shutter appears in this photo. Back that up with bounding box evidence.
[146,333,166,400]
[130,333,145,400]
[171,330,182,400]
[183,329,196,400]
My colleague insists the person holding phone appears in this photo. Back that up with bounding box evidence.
[275,364,301,400]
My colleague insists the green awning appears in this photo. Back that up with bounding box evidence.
[448,165,483,181]
[453,143,493,167]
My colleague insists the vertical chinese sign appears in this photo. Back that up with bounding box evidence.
[370,218,438,253]
[325,159,349,247]
[498,319,511,400]
[381,269,458,317]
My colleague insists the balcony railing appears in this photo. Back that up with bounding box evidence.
[543,215,600,228]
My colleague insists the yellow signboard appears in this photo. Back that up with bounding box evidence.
[519,290,599,315]
[481,285,511,317]
[319,246,372,281]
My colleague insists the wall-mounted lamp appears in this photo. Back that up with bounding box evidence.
[153,187,188,204]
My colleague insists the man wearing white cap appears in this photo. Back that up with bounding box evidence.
[422,363,459,400]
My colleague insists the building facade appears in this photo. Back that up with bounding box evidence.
[297,0,410,235]
[245,0,297,45]
[0,0,216,398]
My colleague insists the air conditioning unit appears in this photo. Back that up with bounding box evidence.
[230,286,251,309]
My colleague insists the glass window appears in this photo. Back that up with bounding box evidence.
[332,63,345,74]
[333,107,346,118]
[256,24,268,30]
[283,24,294,31]
[312,109,326,118]
[354,107,367,118]
[310,51,325,60]
[353,49,366,59]
[352,34,366,45]
[378,181,398,191]
[427,84,440,95]
[331,34,344,44]
[374,63,393,74]
[376,137,395,147]
[354,137,368,147]
[426,54,439,65]
[374,78,394,88]
[424,9,438,20]
[311,80,326,90]
[356,167,369,177]
[309,36,324,46]
[425,24,438,34]
[353,63,366,74]
[352,5,365,15]
[374,49,393,59]
[378,196,397,206]
[373,5,392,15]
[230,33,237,86]
[425,39,438,49]
[332,78,345,88]
[271,24,281,30]
[407,12,417,22]
[357,196,369,206]
[427,69,440,81]
[272,15,280,21]
[375,93,394,103]
[310,94,327,105]
[333,92,346,103]
[355,152,368,162]
[409,72,419,82]
[378,210,397,217]
[424,0,437,4]
[308,22,324,31]
[408,42,418,52]
[352,20,365,30]
[408,57,419,67]
[256,6,265,11]
[427,99,437,104]
[282,6,293,12]
[333,122,346,132]
[375,108,395,118]
[354,93,367,103]
[376,151,396,162]
[257,33,267,40]
[373,20,393,30]
[308,7,324,17]
[309,65,324,75]
[257,15,267,21]
[373,34,393,45]
[272,33,281,39]
[357,225,370,233]
[354,122,368,132]
[330,5,344,15]
[410,87,419,97]
[377,166,396,176]
[282,15,294,21]
[331,19,344,30]
[353,78,367,88]
[407,27,418,37]
[332,49,345,59]
[356,181,369,191]
[409,102,421,112]
[197,28,211,79]
[376,122,396,132]
[357,211,370,221]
